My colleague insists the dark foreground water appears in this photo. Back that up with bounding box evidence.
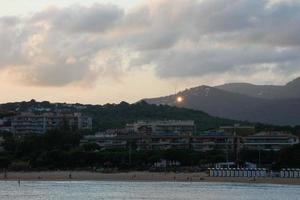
[0,181,299,200]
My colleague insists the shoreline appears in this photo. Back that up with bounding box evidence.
[1,171,300,185]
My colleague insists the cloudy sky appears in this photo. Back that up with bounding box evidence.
[1,0,300,104]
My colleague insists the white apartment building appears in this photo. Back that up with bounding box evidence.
[11,112,92,135]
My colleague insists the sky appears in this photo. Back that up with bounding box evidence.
[1,0,300,104]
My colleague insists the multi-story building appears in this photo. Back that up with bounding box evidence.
[80,120,298,152]
[137,135,191,150]
[126,120,195,136]
[11,112,92,135]
[81,128,299,152]
[82,134,191,151]
[191,131,300,152]
[220,124,255,136]
[242,132,299,151]
[0,118,11,133]
[191,135,234,152]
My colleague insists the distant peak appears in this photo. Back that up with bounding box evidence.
[189,85,213,90]
[222,82,249,85]
[286,77,300,87]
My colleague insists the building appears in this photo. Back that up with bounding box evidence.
[83,133,128,150]
[153,159,181,168]
[242,132,299,151]
[82,130,299,152]
[191,134,234,152]
[11,112,92,135]
[215,162,257,169]
[137,135,190,150]
[0,118,11,133]
[126,120,195,136]
[220,124,255,136]
[82,134,191,151]
[81,122,299,153]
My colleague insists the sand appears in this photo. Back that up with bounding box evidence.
[0,171,300,185]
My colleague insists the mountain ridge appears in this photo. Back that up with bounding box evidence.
[144,77,300,125]
[216,77,300,99]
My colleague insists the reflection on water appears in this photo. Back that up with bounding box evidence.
[0,181,300,200]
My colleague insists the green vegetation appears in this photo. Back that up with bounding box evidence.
[82,101,240,132]
[277,144,300,168]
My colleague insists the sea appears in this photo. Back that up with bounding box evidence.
[0,181,299,200]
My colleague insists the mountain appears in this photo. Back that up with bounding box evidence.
[216,77,300,99]
[144,78,300,126]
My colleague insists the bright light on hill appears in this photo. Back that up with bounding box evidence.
[176,96,183,103]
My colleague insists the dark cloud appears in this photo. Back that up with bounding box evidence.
[0,16,20,26]
[149,47,300,78]
[21,59,90,86]
[31,3,124,33]
[0,16,27,67]
[1,0,300,86]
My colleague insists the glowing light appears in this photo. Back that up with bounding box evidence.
[176,96,183,103]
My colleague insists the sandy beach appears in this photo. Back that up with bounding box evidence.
[0,171,300,185]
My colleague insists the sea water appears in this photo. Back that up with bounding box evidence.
[0,181,299,200]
